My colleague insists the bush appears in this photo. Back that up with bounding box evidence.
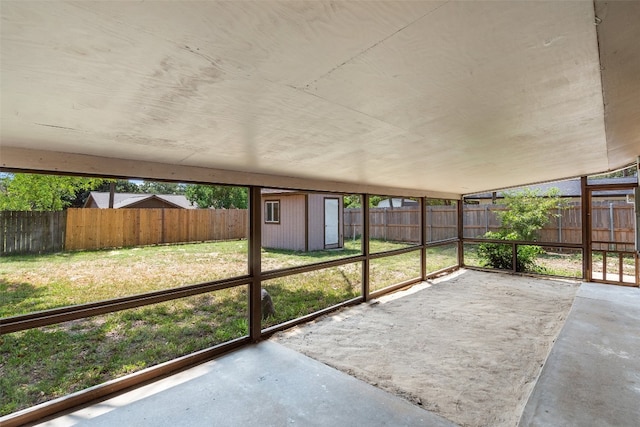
[476,188,565,272]
[497,188,565,241]
[477,232,543,273]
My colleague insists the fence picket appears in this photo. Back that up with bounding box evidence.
[1,211,68,254]
[60,208,249,251]
[1,203,635,255]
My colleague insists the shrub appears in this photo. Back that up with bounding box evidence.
[497,188,565,241]
[477,188,565,272]
[477,232,542,272]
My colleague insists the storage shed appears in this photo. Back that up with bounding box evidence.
[262,190,343,252]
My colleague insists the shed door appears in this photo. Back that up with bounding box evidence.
[324,198,339,248]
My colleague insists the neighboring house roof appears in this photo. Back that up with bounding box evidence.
[465,177,637,200]
[376,198,419,208]
[84,192,195,209]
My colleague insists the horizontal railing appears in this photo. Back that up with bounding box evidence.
[0,277,251,334]
[462,237,584,278]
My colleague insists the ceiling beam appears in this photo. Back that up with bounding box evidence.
[0,147,460,200]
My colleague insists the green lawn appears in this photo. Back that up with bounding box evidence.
[464,244,635,278]
[0,238,458,415]
[0,287,248,416]
[1,240,250,317]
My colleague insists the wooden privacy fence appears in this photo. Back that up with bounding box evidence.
[464,203,635,244]
[344,206,458,243]
[1,211,66,255]
[589,202,636,243]
[0,209,248,254]
[463,205,584,243]
[345,203,636,245]
[65,208,248,251]
[2,203,635,254]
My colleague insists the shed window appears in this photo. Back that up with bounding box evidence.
[265,200,280,223]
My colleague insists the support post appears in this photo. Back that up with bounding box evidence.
[362,194,370,301]
[421,197,427,281]
[249,186,262,342]
[581,177,591,281]
[457,199,464,268]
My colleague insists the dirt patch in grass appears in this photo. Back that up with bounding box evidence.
[275,269,580,427]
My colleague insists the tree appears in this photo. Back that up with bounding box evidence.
[477,188,566,272]
[94,179,142,194]
[139,181,186,195]
[497,188,566,241]
[0,173,105,211]
[342,196,452,208]
[425,198,453,206]
[185,185,248,209]
[343,195,362,208]
[342,195,400,208]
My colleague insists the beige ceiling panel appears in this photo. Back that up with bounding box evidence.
[0,1,636,196]
[307,0,609,193]
[595,1,640,170]
[59,1,446,88]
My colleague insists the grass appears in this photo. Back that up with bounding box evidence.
[464,243,582,277]
[1,240,250,317]
[370,251,421,292]
[1,288,248,416]
[262,264,362,328]
[0,238,459,416]
[591,251,636,276]
[465,244,636,279]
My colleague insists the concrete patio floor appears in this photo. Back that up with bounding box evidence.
[34,340,455,427]
[33,278,639,427]
[519,281,640,426]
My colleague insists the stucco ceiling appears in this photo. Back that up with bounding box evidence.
[1,1,638,197]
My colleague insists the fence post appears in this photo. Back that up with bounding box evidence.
[428,205,432,242]
[383,207,388,241]
[485,204,489,234]
[609,202,614,250]
[352,212,356,241]
[558,207,562,242]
